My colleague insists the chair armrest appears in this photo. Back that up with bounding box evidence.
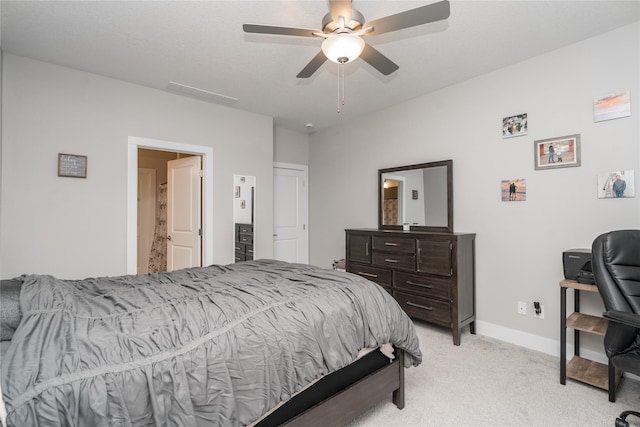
[603,310,640,329]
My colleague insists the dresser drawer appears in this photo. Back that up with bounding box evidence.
[394,271,451,300]
[237,224,253,234]
[235,242,247,253]
[372,236,415,253]
[372,252,415,271]
[348,263,391,289]
[238,233,253,244]
[394,291,451,326]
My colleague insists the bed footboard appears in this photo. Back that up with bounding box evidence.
[283,348,405,427]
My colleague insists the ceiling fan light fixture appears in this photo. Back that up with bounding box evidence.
[321,34,365,64]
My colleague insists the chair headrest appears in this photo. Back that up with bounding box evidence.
[592,229,640,314]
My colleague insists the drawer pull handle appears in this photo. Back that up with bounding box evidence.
[358,272,379,278]
[406,301,433,311]
[384,258,399,263]
[385,242,399,247]
[406,280,433,289]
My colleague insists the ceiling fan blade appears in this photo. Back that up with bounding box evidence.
[296,51,328,78]
[243,24,317,38]
[360,44,399,76]
[329,0,352,24]
[365,0,450,36]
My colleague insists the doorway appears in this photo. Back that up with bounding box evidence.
[127,136,214,275]
[137,149,202,273]
[383,175,405,226]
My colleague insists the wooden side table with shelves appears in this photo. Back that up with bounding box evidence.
[560,279,621,391]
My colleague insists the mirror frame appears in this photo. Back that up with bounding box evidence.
[378,160,453,233]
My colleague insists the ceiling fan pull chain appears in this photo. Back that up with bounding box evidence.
[337,62,341,113]
[341,62,345,107]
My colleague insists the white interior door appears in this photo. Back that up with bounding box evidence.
[167,156,202,271]
[137,168,157,274]
[274,164,308,264]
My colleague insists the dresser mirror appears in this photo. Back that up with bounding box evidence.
[233,175,255,262]
[378,160,453,233]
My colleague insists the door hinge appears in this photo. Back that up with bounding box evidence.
[303,224,306,230]
[198,228,202,236]
[198,170,203,178]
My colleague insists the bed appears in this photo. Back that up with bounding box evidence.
[0,259,421,426]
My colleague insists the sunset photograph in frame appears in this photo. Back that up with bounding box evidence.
[501,179,526,201]
[594,91,631,122]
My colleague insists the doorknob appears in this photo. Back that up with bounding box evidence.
[167,235,172,241]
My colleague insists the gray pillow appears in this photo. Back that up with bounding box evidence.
[0,278,23,341]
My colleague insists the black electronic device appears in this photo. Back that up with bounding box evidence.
[563,249,595,284]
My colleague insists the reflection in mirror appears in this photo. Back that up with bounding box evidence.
[233,175,256,262]
[379,160,452,233]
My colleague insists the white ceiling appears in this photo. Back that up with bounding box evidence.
[2,1,639,133]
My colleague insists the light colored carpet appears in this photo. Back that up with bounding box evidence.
[347,321,640,427]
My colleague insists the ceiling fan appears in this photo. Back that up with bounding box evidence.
[243,0,450,78]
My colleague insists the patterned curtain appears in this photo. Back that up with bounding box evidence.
[384,199,398,225]
[148,183,167,273]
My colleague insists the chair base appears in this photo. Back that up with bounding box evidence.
[615,410,640,427]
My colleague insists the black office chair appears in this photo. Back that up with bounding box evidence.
[592,230,640,427]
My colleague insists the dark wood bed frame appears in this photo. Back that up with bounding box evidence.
[283,348,405,426]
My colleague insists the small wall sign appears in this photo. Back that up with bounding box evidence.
[58,153,87,178]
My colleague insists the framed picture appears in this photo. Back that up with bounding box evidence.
[594,91,631,122]
[58,153,87,178]
[597,170,635,199]
[501,179,526,201]
[534,134,580,170]
[502,113,528,138]
[235,186,241,198]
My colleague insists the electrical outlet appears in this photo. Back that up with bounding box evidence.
[534,303,545,319]
[517,301,527,315]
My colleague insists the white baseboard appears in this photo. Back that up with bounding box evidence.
[475,320,607,363]
[475,320,640,382]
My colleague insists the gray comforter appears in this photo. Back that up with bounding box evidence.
[1,259,421,426]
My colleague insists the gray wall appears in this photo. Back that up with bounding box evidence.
[308,23,640,356]
[1,54,274,279]
[274,126,309,165]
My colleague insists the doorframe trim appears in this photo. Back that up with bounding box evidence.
[273,162,309,263]
[128,136,214,274]
[137,167,157,275]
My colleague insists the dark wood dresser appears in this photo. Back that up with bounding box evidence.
[234,223,254,262]
[346,228,476,345]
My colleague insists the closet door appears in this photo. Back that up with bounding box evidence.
[273,164,308,263]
